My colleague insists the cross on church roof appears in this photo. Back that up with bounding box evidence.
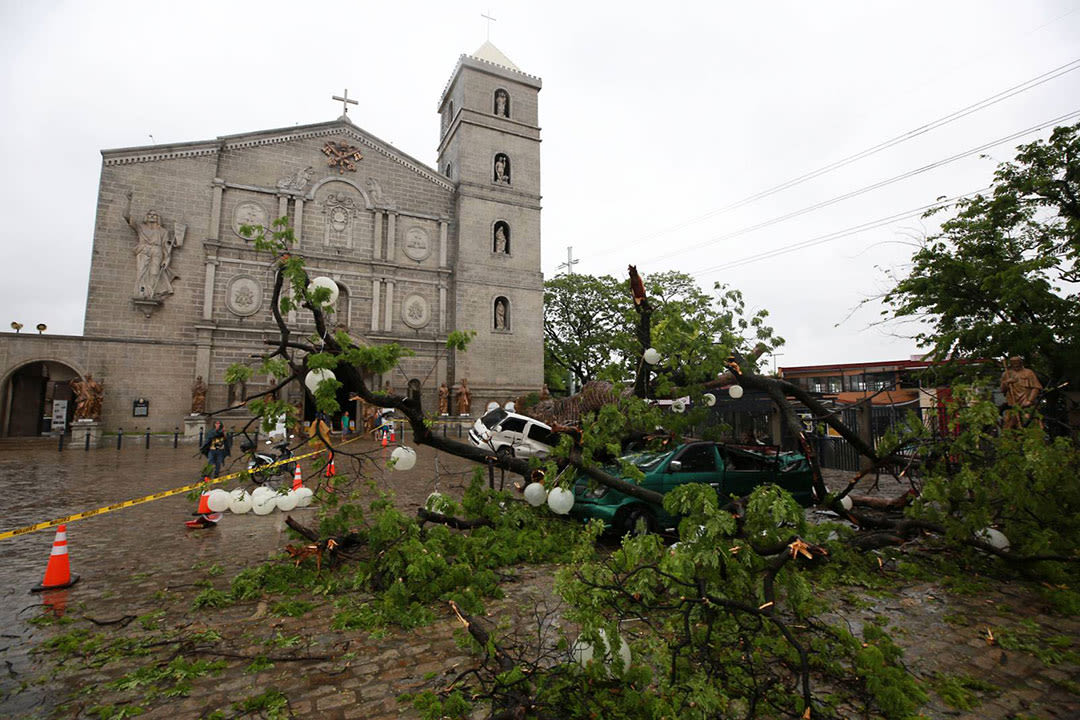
[481,10,496,41]
[332,89,358,116]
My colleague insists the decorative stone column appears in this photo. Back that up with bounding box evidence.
[294,197,304,244]
[277,194,288,222]
[438,218,448,267]
[373,211,383,260]
[386,212,397,263]
[383,279,395,331]
[202,259,218,321]
[209,179,225,240]
[371,279,381,332]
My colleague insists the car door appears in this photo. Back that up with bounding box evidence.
[662,443,721,494]
[496,416,528,453]
[523,421,555,458]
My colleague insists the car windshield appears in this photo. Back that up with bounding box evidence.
[620,451,670,473]
[479,408,508,428]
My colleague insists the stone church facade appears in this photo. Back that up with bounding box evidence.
[0,43,543,436]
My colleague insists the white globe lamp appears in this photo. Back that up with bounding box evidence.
[229,489,252,514]
[294,487,314,507]
[643,348,661,365]
[207,489,231,513]
[728,385,744,399]
[572,629,631,673]
[524,482,548,507]
[975,527,1011,552]
[390,446,417,471]
[703,393,716,407]
[547,487,574,515]
[276,490,299,512]
[305,368,336,395]
[307,276,339,306]
[671,399,686,414]
[252,493,276,515]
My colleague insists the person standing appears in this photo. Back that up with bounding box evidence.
[200,420,232,477]
[342,411,352,438]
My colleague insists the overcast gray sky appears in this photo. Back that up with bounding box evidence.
[3,0,1078,368]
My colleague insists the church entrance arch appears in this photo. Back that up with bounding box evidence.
[0,360,84,437]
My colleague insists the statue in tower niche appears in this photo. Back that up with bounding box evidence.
[124,191,184,301]
[493,154,510,184]
[493,222,509,254]
[494,89,509,118]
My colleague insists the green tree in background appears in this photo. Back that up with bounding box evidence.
[544,270,783,393]
[882,123,1080,395]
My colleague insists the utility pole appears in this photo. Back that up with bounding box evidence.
[557,246,579,275]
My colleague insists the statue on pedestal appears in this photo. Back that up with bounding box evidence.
[1000,356,1042,429]
[457,378,472,416]
[190,376,207,415]
[438,382,449,415]
[71,374,104,421]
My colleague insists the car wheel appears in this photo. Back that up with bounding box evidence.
[496,445,514,462]
[621,506,656,536]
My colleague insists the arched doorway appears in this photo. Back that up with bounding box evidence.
[1,361,82,436]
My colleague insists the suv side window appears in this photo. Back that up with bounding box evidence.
[673,444,717,472]
[500,417,527,433]
[527,424,555,445]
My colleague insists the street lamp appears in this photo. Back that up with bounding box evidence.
[36,323,47,335]
[10,322,22,333]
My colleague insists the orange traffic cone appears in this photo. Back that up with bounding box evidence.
[325,454,336,478]
[32,525,79,592]
[194,489,211,515]
[381,433,388,447]
[390,423,396,443]
[293,464,304,491]
[186,478,222,529]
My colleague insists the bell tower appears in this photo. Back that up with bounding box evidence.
[438,42,544,402]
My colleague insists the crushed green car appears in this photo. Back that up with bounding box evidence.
[570,441,815,534]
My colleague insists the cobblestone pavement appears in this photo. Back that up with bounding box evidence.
[0,442,1077,718]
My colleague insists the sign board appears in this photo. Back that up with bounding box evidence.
[133,398,150,417]
[51,399,68,433]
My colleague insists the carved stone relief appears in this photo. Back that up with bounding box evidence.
[401,293,431,329]
[226,275,263,317]
[232,201,269,238]
[276,166,314,192]
[403,226,431,262]
[321,193,360,247]
[366,177,386,204]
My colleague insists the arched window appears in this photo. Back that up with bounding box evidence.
[445,162,453,179]
[493,153,510,184]
[493,89,510,118]
[493,296,510,331]
[493,221,510,254]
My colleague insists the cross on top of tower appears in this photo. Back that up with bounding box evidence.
[332,89,358,117]
[481,10,496,41]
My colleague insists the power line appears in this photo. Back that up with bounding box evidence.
[609,56,1080,253]
[690,187,989,277]
[640,108,1080,266]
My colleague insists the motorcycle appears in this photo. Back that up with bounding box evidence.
[241,434,297,484]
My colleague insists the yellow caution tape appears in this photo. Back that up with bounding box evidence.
[0,433,367,541]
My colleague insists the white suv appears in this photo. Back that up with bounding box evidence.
[468,408,556,460]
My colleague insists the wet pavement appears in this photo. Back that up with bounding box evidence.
[0,441,1077,718]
